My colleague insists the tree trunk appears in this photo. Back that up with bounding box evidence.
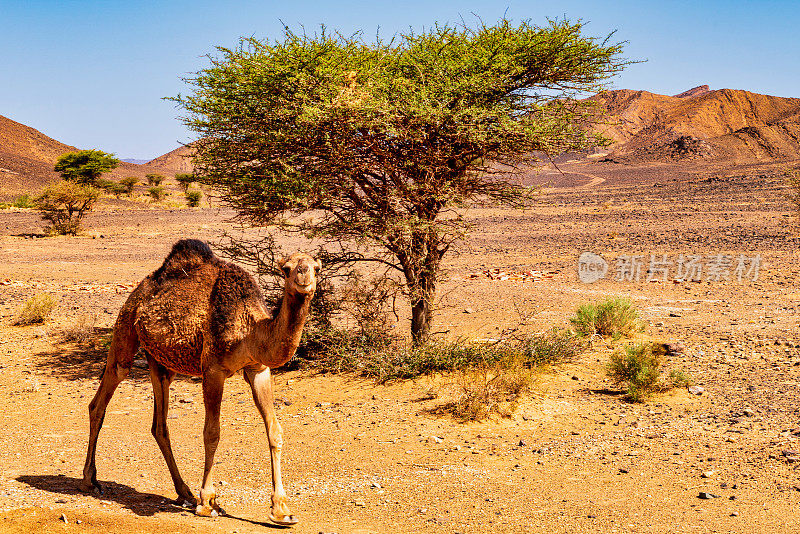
[410,295,432,345]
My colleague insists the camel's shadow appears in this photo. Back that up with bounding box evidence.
[15,474,182,517]
[14,475,289,528]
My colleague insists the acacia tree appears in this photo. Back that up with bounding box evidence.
[177,18,626,343]
[54,150,119,186]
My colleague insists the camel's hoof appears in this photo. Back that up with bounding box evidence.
[195,504,225,517]
[175,498,195,509]
[78,480,102,495]
[269,512,299,526]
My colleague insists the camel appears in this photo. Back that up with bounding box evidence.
[78,239,319,526]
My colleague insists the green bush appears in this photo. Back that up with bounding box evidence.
[175,173,195,192]
[185,189,202,207]
[119,176,139,196]
[12,194,34,208]
[145,173,164,186]
[606,343,662,402]
[148,186,165,201]
[14,293,56,325]
[570,297,643,339]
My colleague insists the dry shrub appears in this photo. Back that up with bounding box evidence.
[448,361,534,421]
[14,293,56,325]
[61,313,98,344]
[34,181,99,235]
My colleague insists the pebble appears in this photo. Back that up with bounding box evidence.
[742,408,755,417]
[132,359,148,369]
[354,499,365,507]
[463,308,474,314]
[371,482,382,489]
[688,385,705,395]
[427,436,443,444]
[518,439,527,447]
[60,513,68,523]
[701,470,715,478]
[731,511,739,517]
[698,492,720,499]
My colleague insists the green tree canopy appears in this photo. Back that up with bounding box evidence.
[176,18,627,342]
[54,150,119,186]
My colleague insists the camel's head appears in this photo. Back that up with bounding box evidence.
[279,253,321,296]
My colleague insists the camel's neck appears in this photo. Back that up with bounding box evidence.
[252,292,311,367]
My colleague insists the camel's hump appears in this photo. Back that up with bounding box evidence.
[152,239,218,282]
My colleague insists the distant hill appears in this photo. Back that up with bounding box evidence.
[143,145,194,174]
[0,113,178,197]
[121,158,149,165]
[592,86,800,162]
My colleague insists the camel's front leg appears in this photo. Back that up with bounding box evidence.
[244,366,298,526]
[196,368,226,517]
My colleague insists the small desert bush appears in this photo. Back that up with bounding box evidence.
[34,181,99,235]
[175,173,195,192]
[14,293,56,325]
[61,313,98,344]
[148,186,166,201]
[119,176,138,196]
[185,189,202,207]
[12,194,34,208]
[517,327,585,367]
[570,297,642,339]
[145,173,164,186]
[449,362,534,421]
[606,342,692,402]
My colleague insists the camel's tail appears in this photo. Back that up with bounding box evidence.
[152,239,216,282]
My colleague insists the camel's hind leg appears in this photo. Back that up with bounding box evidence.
[147,354,196,506]
[244,365,298,526]
[78,319,136,493]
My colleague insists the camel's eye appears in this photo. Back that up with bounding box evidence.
[282,266,292,277]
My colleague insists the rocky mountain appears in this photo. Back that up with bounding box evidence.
[142,145,194,174]
[592,86,800,162]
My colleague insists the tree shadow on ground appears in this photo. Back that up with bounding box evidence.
[16,474,185,517]
[33,328,198,384]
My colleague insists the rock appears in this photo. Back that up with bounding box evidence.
[427,436,443,444]
[731,511,739,517]
[518,439,527,447]
[688,385,705,395]
[132,359,148,369]
[701,470,715,478]
[782,450,800,462]
[371,482,382,489]
[60,514,68,523]
[698,492,720,499]
[354,499,365,507]
[742,408,755,417]
[463,308,474,314]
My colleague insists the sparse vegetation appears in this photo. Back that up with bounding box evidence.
[61,313,98,344]
[145,173,164,186]
[570,297,643,339]
[175,173,195,192]
[13,293,56,325]
[119,176,139,196]
[185,189,202,207]
[0,194,35,209]
[33,181,100,235]
[148,186,165,201]
[54,150,119,186]
[448,362,534,421]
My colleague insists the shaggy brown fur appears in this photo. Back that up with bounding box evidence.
[78,239,319,525]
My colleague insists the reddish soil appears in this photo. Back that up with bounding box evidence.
[2,159,800,533]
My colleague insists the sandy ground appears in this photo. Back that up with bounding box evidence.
[1,160,800,533]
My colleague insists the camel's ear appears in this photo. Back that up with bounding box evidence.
[313,258,322,272]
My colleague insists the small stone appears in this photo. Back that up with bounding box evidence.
[371,482,382,489]
[427,436,443,444]
[55,499,67,504]
[60,514,68,523]
[354,499,365,507]
[688,385,705,395]
[742,408,755,417]
[701,471,715,479]
[726,436,738,443]
[76,520,82,524]
[618,468,629,474]
[698,492,720,499]
[463,308,474,314]
[731,511,739,517]
[518,439,527,447]
[132,359,148,369]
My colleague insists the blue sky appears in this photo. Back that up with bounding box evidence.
[1,0,798,160]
